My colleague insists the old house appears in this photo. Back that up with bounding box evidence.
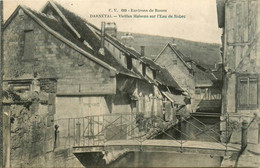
[154,42,223,114]
[3,4,122,167]
[217,0,260,143]
[2,1,187,167]
[154,43,195,112]
[41,1,187,118]
[193,63,222,113]
[40,1,165,117]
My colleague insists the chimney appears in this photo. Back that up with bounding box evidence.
[171,38,177,47]
[18,9,25,19]
[105,22,117,38]
[99,21,105,55]
[121,33,134,47]
[140,46,145,56]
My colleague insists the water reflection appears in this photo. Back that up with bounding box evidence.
[110,152,222,167]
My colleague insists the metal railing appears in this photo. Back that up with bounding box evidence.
[54,112,174,148]
[53,112,232,153]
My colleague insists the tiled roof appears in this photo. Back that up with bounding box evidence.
[42,1,184,90]
[161,91,186,105]
[43,2,139,78]
[29,8,94,54]
[157,68,183,91]
[17,6,116,73]
[193,65,215,87]
[138,57,183,90]
[141,57,161,70]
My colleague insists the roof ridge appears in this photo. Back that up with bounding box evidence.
[162,43,192,70]
[49,1,81,38]
[154,43,168,61]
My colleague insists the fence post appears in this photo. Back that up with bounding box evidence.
[76,122,81,145]
[225,115,228,155]
[241,120,248,150]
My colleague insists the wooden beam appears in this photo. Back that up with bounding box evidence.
[227,42,250,46]
[235,33,259,71]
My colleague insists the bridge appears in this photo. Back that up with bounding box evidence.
[53,112,241,165]
[73,139,240,156]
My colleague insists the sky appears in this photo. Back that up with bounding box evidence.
[3,0,222,44]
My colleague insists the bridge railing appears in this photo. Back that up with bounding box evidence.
[53,112,233,153]
[54,112,175,149]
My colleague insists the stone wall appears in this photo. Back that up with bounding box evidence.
[2,78,58,167]
[3,9,116,167]
[3,9,116,94]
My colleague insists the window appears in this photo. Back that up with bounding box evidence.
[238,76,258,109]
[195,88,201,95]
[152,70,156,79]
[142,63,146,76]
[195,88,201,99]
[23,30,35,60]
[126,57,132,70]
[172,60,177,65]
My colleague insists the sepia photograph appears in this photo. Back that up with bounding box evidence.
[0,0,260,167]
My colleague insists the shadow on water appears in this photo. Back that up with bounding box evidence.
[109,116,223,167]
[110,151,222,167]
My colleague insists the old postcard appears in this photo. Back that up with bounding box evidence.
[1,0,260,167]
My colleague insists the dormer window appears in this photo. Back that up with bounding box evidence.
[142,63,146,76]
[152,70,156,79]
[127,57,132,70]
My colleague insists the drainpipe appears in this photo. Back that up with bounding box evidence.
[99,21,105,56]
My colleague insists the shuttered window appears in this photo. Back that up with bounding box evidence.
[238,76,258,109]
[23,30,35,60]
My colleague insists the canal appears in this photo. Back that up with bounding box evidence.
[109,116,222,167]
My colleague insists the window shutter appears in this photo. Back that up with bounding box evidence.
[239,78,248,106]
[249,78,258,106]
[237,76,258,109]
